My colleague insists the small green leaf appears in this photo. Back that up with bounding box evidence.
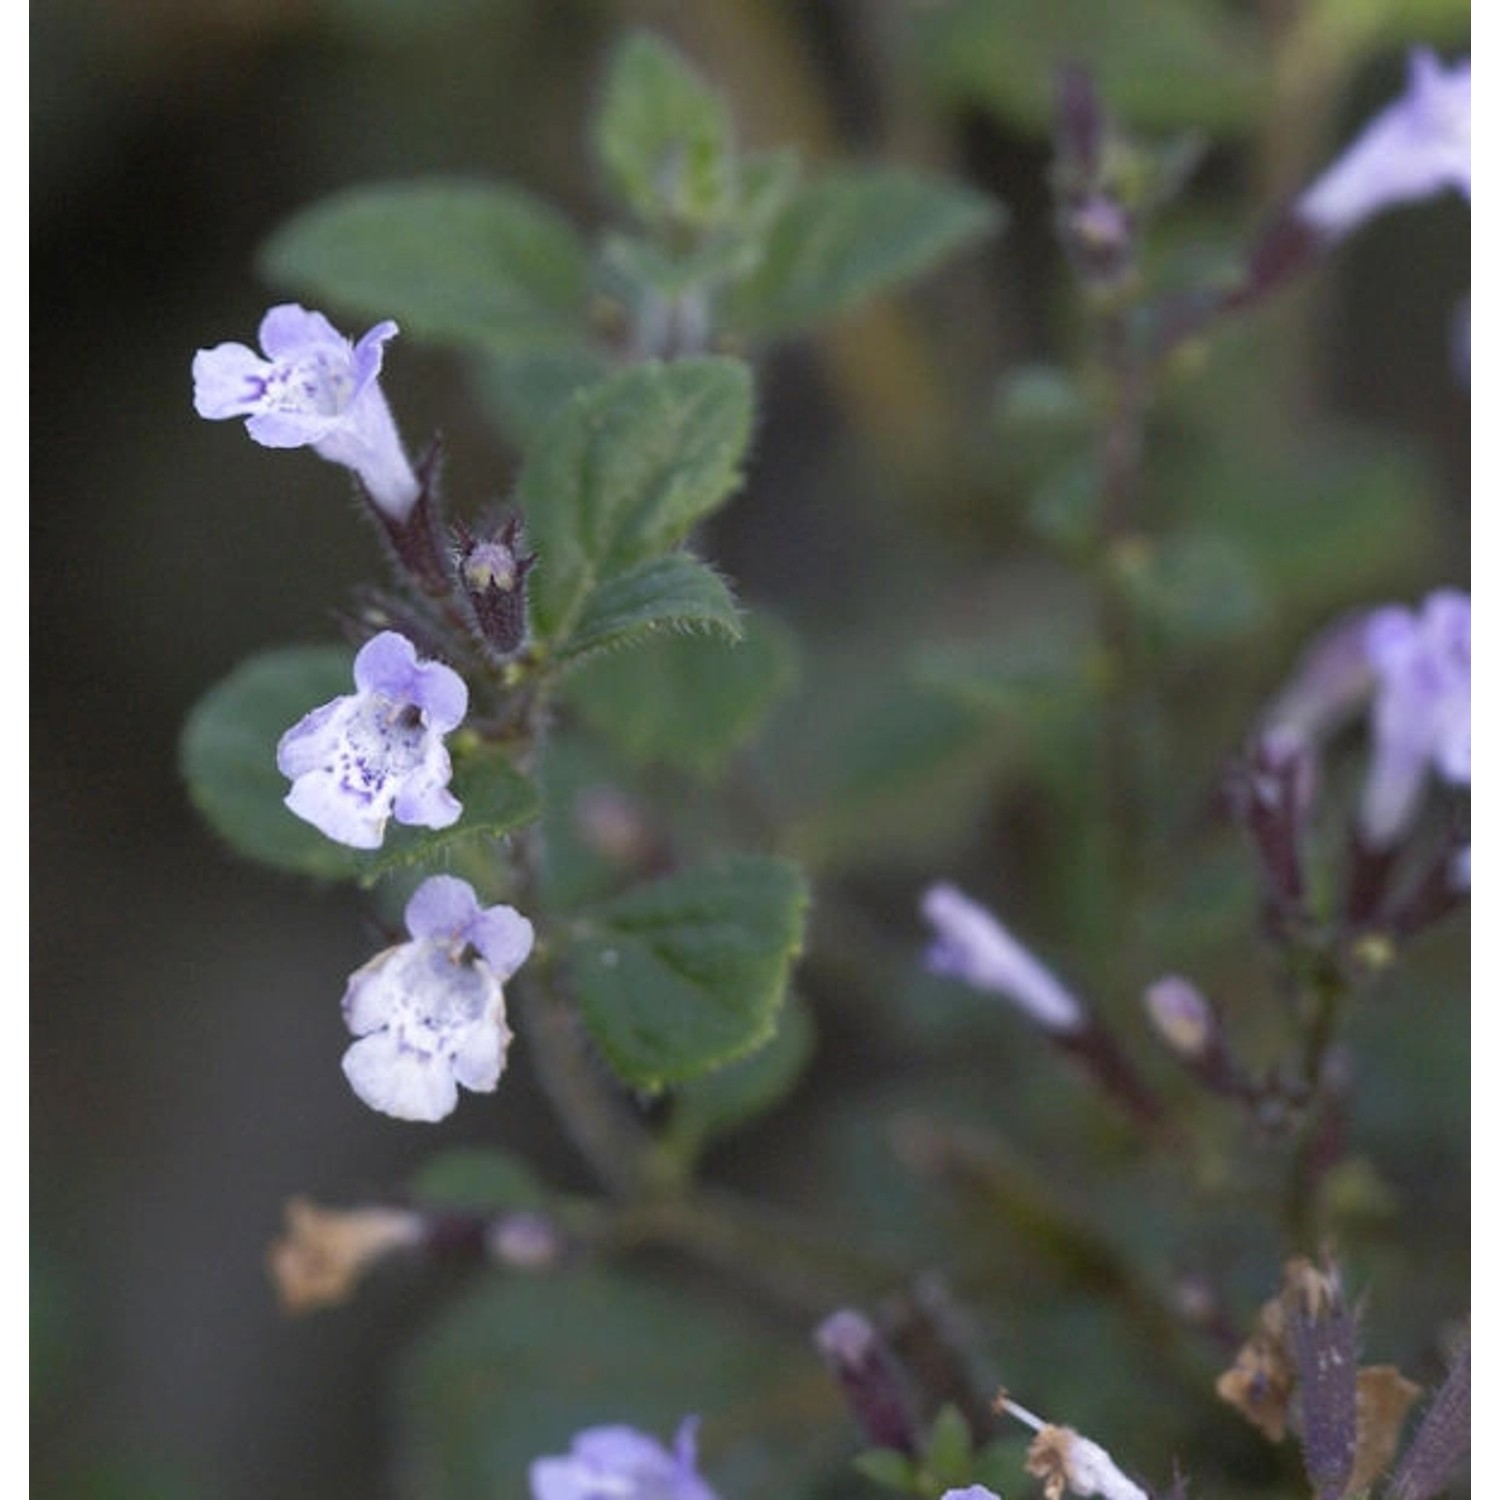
[407,1147,548,1214]
[593,32,737,234]
[725,166,1002,337]
[564,856,809,1088]
[555,554,742,665]
[1114,528,1268,648]
[563,611,798,774]
[667,991,816,1157]
[180,646,539,884]
[922,1404,974,1484]
[853,1448,921,1492]
[260,179,591,354]
[181,646,368,881]
[517,357,754,644]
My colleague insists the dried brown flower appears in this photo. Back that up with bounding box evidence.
[267,1196,423,1314]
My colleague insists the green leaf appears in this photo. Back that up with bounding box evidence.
[915,0,1269,133]
[593,32,737,234]
[853,1448,920,1491]
[666,991,816,1158]
[922,1404,974,1485]
[180,646,539,884]
[259,179,591,354]
[407,1147,548,1213]
[724,166,1003,337]
[564,856,809,1089]
[1114,528,1268,648]
[563,610,798,774]
[400,1267,840,1500]
[468,344,617,446]
[555,554,742,664]
[517,357,754,645]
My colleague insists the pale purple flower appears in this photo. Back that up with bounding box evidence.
[277,631,467,850]
[341,875,533,1122]
[1359,589,1470,848]
[921,884,1084,1034]
[942,1490,1003,1500]
[1262,611,1377,750]
[1297,49,1470,239]
[530,1418,718,1500]
[193,303,421,520]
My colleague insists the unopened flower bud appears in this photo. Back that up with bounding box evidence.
[267,1196,424,1314]
[487,1210,567,1271]
[1143,975,1215,1060]
[457,516,537,658]
[815,1308,921,1455]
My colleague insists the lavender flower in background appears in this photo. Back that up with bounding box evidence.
[921,883,1084,1034]
[341,875,533,1122]
[1261,610,1377,750]
[193,303,421,520]
[530,1419,719,1500]
[1358,589,1470,849]
[1297,49,1470,240]
[277,631,467,850]
[942,1490,1002,1500]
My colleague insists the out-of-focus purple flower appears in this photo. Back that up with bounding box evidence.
[1297,49,1470,240]
[921,884,1084,1034]
[277,631,467,850]
[1359,589,1470,848]
[530,1419,719,1500]
[941,1489,1003,1500]
[341,875,533,1122]
[1262,611,1377,751]
[193,303,420,520]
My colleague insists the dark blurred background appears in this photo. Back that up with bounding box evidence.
[32,2,1468,1497]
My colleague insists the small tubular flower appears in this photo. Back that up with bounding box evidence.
[921,884,1084,1034]
[1358,589,1470,848]
[529,1418,719,1500]
[1297,49,1470,240]
[277,631,467,850]
[341,875,534,1122]
[193,303,420,520]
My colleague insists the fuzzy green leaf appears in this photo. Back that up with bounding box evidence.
[555,554,742,665]
[517,357,754,645]
[562,611,798,773]
[259,179,591,354]
[593,32,737,233]
[725,166,1002,336]
[666,991,816,1158]
[565,856,809,1089]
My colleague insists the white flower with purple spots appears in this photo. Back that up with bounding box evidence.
[1359,588,1470,848]
[530,1419,719,1500]
[1297,49,1470,240]
[277,631,467,850]
[341,876,534,1122]
[192,303,420,520]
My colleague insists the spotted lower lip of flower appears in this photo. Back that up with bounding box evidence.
[276,631,468,850]
[341,875,534,1123]
[192,302,421,521]
[1296,48,1469,240]
[529,1418,719,1500]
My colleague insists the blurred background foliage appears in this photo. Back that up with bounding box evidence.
[33,0,1467,1496]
